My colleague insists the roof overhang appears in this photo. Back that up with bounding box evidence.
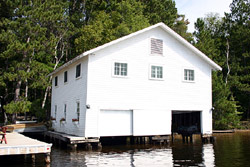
[48,22,222,76]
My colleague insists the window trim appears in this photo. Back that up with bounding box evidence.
[150,38,164,56]
[182,68,195,83]
[54,76,58,87]
[112,61,128,78]
[75,64,81,79]
[149,64,164,80]
[64,71,68,83]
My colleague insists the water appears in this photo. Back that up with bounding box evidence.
[3,131,250,167]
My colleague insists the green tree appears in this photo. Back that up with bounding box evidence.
[75,0,149,54]
[194,15,240,129]
[225,0,250,119]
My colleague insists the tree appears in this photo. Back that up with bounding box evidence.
[75,0,149,54]
[194,15,240,129]
[225,0,250,120]
[141,0,193,42]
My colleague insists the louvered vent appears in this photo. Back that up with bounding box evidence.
[151,38,163,55]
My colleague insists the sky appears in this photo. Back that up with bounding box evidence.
[174,0,232,32]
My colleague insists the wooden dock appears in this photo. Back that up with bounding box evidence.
[44,131,100,150]
[213,129,235,133]
[6,123,47,133]
[0,132,52,163]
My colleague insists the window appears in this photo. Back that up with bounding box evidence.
[76,102,80,121]
[55,76,58,86]
[54,105,57,120]
[184,69,195,81]
[150,65,163,79]
[64,104,67,121]
[64,71,68,83]
[114,62,127,77]
[151,38,163,55]
[76,64,81,78]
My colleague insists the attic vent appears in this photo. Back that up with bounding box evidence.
[151,38,163,55]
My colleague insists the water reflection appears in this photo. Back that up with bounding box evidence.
[50,142,217,167]
[4,132,250,166]
[203,144,215,167]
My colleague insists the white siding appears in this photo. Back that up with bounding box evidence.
[51,56,88,136]
[86,27,213,136]
[51,26,215,137]
[99,110,133,137]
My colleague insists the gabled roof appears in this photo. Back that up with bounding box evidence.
[49,22,222,76]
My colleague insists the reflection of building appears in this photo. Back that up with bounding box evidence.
[49,22,221,139]
[203,144,215,167]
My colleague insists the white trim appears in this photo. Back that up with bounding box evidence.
[49,22,221,76]
[111,60,129,78]
[149,64,164,81]
[182,67,195,83]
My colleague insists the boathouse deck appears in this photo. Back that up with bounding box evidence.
[0,132,52,162]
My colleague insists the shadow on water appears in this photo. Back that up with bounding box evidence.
[2,131,250,166]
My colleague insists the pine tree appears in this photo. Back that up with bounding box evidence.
[194,15,240,129]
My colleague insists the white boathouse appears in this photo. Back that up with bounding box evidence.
[49,23,221,139]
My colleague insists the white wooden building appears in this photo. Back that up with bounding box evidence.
[49,23,221,138]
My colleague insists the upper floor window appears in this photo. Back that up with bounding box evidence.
[64,71,68,83]
[151,38,163,55]
[114,62,127,77]
[76,64,81,78]
[150,65,163,79]
[55,76,58,86]
[184,69,195,81]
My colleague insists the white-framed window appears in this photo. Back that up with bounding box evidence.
[64,104,67,121]
[64,71,68,83]
[184,69,195,81]
[151,38,163,55]
[55,76,58,87]
[76,101,80,121]
[113,62,128,77]
[150,65,163,80]
[76,64,81,78]
[54,105,57,120]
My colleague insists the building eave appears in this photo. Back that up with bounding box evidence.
[48,22,222,77]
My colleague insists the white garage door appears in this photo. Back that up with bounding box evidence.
[99,110,133,137]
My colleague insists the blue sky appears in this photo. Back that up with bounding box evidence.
[174,0,232,32]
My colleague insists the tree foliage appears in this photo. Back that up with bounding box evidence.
[194,0,250,129]
[0,0,191,123]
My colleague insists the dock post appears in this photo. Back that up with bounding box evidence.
[85,143,92,150]
[190,135,193,143]
[45,153,51,164]
[67,144,77,150]
[32,154,36,164]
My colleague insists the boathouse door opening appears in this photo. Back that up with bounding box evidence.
[171,111,201,134]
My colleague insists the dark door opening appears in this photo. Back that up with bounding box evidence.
[172,111,201,134]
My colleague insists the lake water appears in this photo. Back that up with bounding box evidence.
[3,131,250,167]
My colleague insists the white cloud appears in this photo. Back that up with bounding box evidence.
[175,0,232,32]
